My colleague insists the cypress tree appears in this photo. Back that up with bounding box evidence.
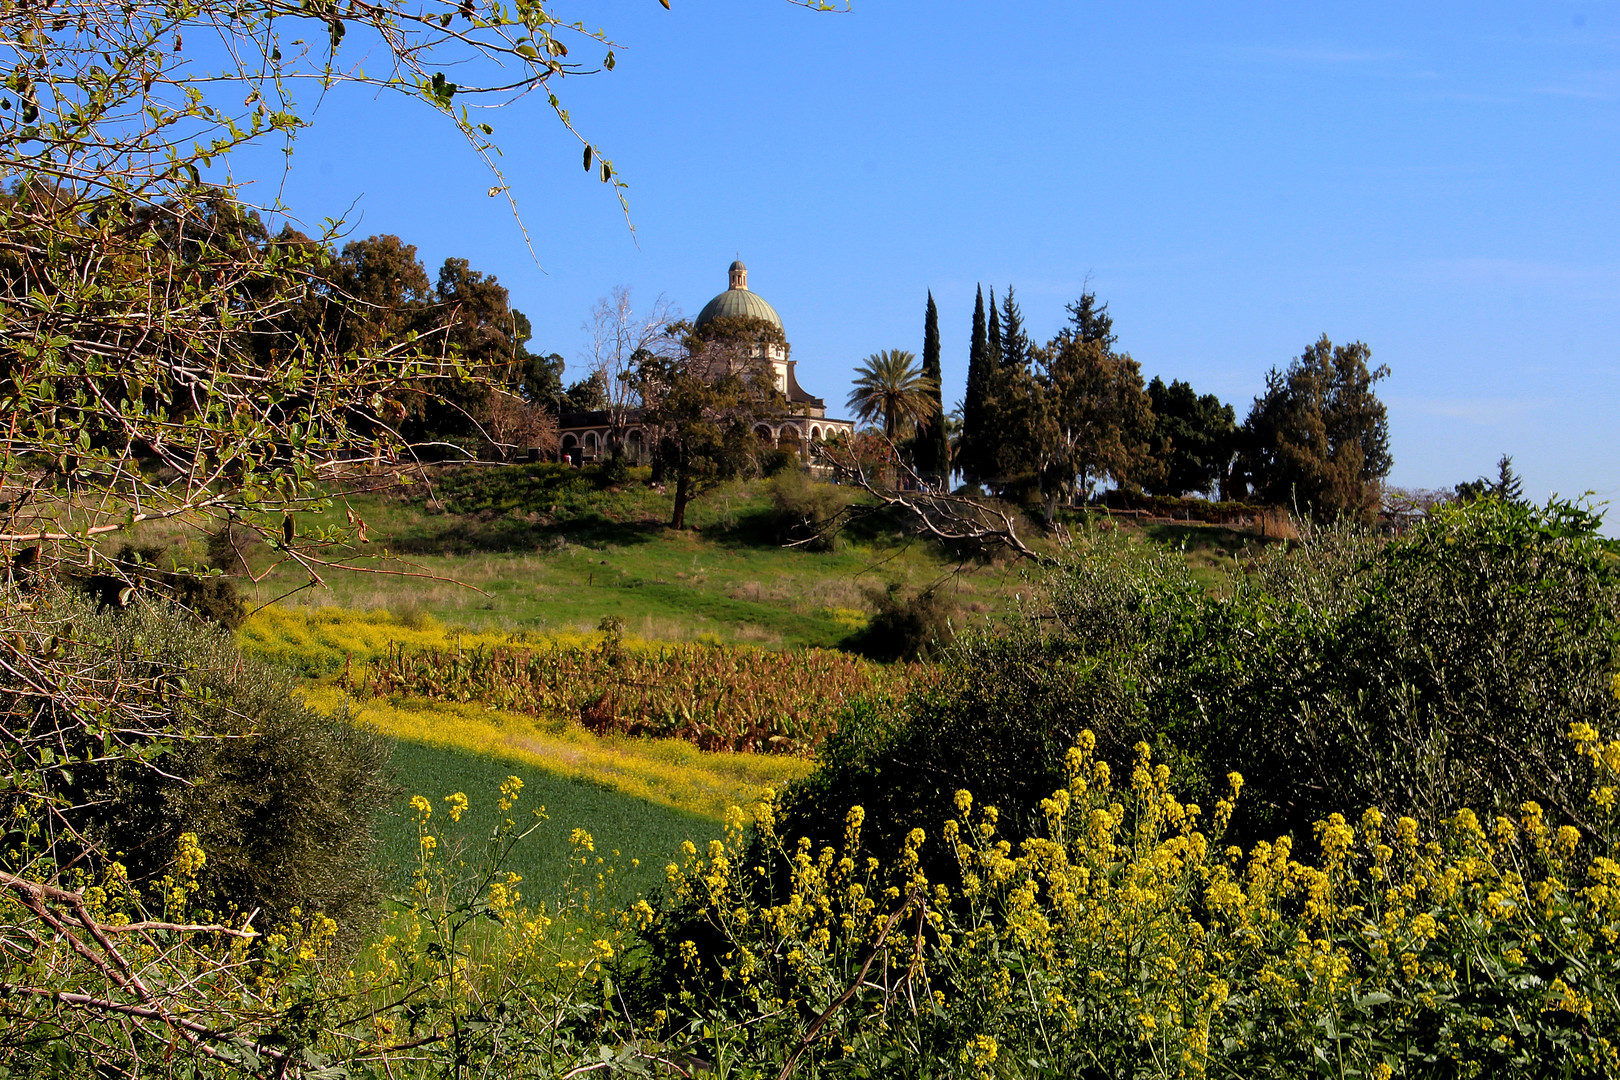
[960,286,993,485]
[988,285,1042,486]
[915,291,949,484]
[986,287,1003,370]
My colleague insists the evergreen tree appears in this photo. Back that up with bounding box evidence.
[974,288,1008,486]
[1494,454,1525,503]
[1143,376,1238,498]
[999,287,1030,371]
[959,286,994,485]
[982,286,1044,488]
[1037,308,1154,508]
[986,287,1003,370]
[1066,291,1117,349]
[914,291,950,483]
[1455,453,1526,505]
[1238,334,1391,523]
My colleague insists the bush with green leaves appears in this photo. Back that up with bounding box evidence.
[3,593,392,942]
[843,581,960,663]
[783,498,1620,860]
[649,730,1620,1080]
[767,467,858,550]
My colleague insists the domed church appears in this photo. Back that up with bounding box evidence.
[558,261,853,464]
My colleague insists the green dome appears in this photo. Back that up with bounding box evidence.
[694,260,784,332]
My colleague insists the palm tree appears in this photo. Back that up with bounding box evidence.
[846,349,940,441]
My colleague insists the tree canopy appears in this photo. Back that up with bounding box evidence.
[636,320,786,529]
[1144,377,1238,498]
[848,349,939,441]
[1238,335,1392,522]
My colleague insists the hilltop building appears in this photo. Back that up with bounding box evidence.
[558,261,854,463]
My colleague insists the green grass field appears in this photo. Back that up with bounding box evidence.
[193,467,1039,648]
[380,739,719,906]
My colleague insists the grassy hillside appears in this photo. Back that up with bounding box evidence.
[128,464,1262,649]
[204,466,1041,648]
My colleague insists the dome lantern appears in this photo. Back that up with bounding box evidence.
[694,258,783,331]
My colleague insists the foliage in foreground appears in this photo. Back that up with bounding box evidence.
[784,496,1620,864]
[2,594,391,943]
[15,725,1620,1077]
[654,730,1620,1078]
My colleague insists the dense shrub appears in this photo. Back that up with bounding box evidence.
[842,581,959,662]
[783,498,1620,859]
[1190,498,1620,840]
[768,468,857,550]
[77,541,247,628]
[3,594,392,941]
[21,722,1620,1076]
[777,532,1194,873]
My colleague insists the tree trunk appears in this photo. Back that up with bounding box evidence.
[670,471,690,529]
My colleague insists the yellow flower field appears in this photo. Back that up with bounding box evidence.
[299,686,812,821]
[241,605,531,675]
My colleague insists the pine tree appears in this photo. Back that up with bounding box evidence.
[984,286,1043,487]
[1494,454,1525,503]
[915,291,950,484]
[1065,291,1117,349]
[999,287,1029,371]
[960,286,994,485]
[1238,335,1391,523]
[1038,290,1154,507]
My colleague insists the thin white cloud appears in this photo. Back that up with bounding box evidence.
[1530,71,1620,100]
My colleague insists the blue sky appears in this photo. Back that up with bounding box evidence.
[233,1,1620,512]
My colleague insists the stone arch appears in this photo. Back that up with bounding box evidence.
[778,425,803,455]
[626,428,645,464]
[754,424,775,445]
[561,433,578,450]
[583,431,599,455]
[809,425,823,442]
